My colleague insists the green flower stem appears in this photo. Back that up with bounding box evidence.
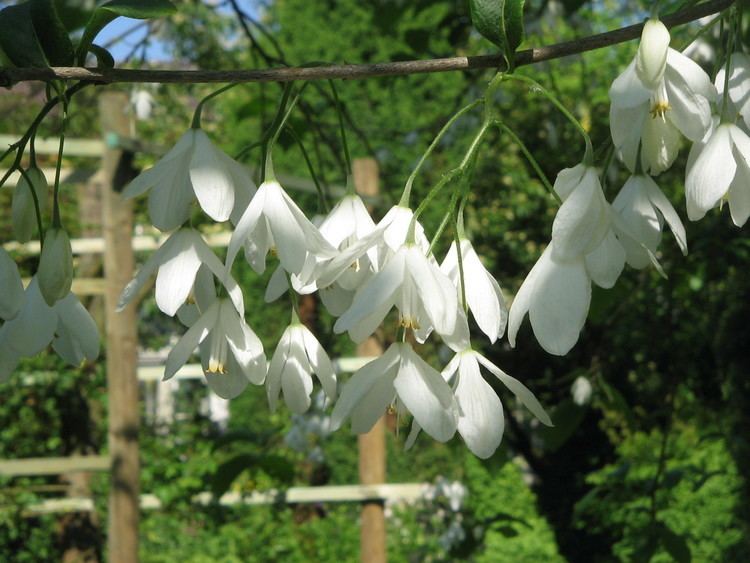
[52,96,69,229]
[503,73,594,163]
[427,188,462,256]
[453,208,467,311]
[400,98,484,207]
[263,83,308,182]
[496,121,561,204]
[286,124,330,212]
[328,79,352,182]
[720,14,737,123]
[191,83,241,129]
[18,167,45,245]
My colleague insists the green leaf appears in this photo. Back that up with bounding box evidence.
[469,0,525,69]
[539,398,587,452]
[210,453,294,498]
[0,4,48,67]
[657,522,692,563]
[30,0,75,66]
[76,0,176,64]
[88,44,115,68]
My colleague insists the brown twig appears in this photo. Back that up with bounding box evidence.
[0,0,733,87]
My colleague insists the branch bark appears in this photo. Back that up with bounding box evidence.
[0,0,733,86]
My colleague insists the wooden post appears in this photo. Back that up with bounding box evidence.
[353,158,387,563]
[98,92,140,563]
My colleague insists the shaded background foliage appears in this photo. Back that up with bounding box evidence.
[0,0,748,561]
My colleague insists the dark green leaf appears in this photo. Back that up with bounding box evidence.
[30,0,75,66]
[0,4,48,67]
[88,44,115,68]
[657,522,692,563]
[469,0,525,68]
[539,398,587,452]
[211,453,259,498]
[76,0,176,64]
[54,0,91,31]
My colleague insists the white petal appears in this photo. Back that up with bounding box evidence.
[665,77,712,142]
[610,103,648,172]
[334,250,405,338]
[609,60,651,109]
[585,229,625,289]
[205,364,249,399]
[460,240,507,343]
[640,113,682,174]
[454,353,504,458]
[189,130,235,222]
[122,131,193,200]
[263,182,308,274]
[164,302,217,380]
[330,344,400,431]
[529,252,591,356]
[508,247,550,348]
[0,342,20,382]
[394,344,457,442]
[38,228,73,306]
[226,184,266,271]
[551,168,608,261]
[643,176,687,254]
[0,247,24,320]
[154,237,202,317]
[728,152,750,227]
[264,266,289,303]
[195,238,245,317]
[475,352,552,426]
[147,162,193,231]
[266,327,292,413]
[301,326,337,400]
[53,293,100,364]
[221,301,266,385]
[1,278,56,356]
[636,19,670,89]
[319,283,354,317]
[406,247,457,337]
[685,125,735,220]
[666,48,717,102]
[281,350,313,414]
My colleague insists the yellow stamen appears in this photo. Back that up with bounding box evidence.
[650,101,670,120]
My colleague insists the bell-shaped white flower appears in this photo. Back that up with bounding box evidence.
[12,167,48,243]
[37,228,73,306]
[266,319,336,414]
[612,174,687,268]
[0,247,24,321]
[122,128,254,231]
[508,245,591,356]
[334,243,457,343]
[441,239,507,343]
[118,228,244,317]
[609,18,716,174]
[685,121,750,225]
[331,342,458,442]
[716,52,750,129]
[226,179,337,277]
[407,349,551,458]
[0,278,99,381]
[165,298,266,399]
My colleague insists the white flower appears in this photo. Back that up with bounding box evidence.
[0,247,24,321]
[507,162,627,356]
[131,89,155,121]
[266,321,337,414]
[165,298,266,399]
[334,243,458,343]
[122,128,254,231]
[12,167,47,243]
[609,18,715,174]
[441,239,507,343]
[715,52,750,129]
[612,174,687,268]
[571,375,593,406]
[377,205,430,260]
[118,228,244,317]
[0,278,99,381]
[508,245,591,356]
[331,342,458,442]
[226,179,337,277]
[37,228,73,306]
[685,121,750,225]
[406,349,551,458]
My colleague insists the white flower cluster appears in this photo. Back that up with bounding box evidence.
[509,17,747,356]
[113,125,552,458]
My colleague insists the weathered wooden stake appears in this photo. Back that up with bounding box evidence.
[353,157,387,563]
[98,92,140,563]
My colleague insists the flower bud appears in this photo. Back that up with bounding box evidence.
[38,228,73,306]
[636,18,670,89]
[0,247,24,320]
[12,167,48,243]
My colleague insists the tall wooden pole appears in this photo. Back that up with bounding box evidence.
[353,158,387,563]
[98,92,140,563]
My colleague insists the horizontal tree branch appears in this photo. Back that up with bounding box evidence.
[0,0,733,87]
